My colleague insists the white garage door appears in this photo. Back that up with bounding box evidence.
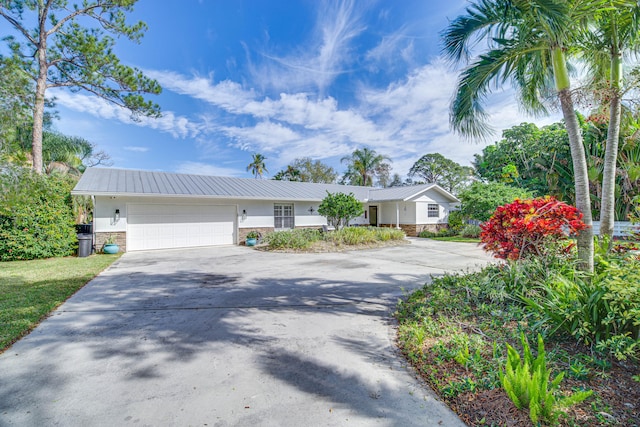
[127,204,236,251]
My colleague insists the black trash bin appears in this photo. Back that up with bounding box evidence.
[77,233,92,257]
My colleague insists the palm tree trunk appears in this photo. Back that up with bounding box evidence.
[552,46,594,272]
[600,50,622,240]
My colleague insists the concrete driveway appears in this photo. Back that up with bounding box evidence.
[0,238,493,426]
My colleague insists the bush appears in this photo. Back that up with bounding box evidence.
[263,228,321,249]
[460,224,482,238]
[481,197,587,260]
[318,192,363,230]
[459,182,533,222]
[0,168,77,261]
[448,210,464,232]
[418,230,438,238]
[326,226,405,245]
[523,259,640,360]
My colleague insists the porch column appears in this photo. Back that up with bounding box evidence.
[395,202,400,229]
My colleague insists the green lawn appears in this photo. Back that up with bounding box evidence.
[430,236,481,243]
[0,254,120,352]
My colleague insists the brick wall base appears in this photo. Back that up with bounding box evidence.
[95,231,126,252]
[238,227,275,244]
[377,223,448,237]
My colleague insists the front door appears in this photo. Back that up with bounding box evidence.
[369,206,378,226]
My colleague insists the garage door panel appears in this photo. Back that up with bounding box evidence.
[127,204,236,251]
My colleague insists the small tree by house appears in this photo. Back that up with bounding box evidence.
[318,192,363,230]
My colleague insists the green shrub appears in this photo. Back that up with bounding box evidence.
[437,227,458,237]
[325,226,404,245]
[0,168,77,261]
[500,333,592,424]
[318,192,363,230]
[263,228,321,249]
[522,259,640,360]
[448,210,464,232]
[373,227,405,242]
[460,224,482,238]
[418,230,438,238]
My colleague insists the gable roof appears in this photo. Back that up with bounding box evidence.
[72,168,459,203]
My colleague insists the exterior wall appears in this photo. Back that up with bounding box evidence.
[413,194,451,225]
[95,231,126,252]
[94,196,331,249]
[378,202,415,225]
[236,200,328,230]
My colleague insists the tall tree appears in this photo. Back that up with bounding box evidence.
[443,0,598,271]
[0,0,161,174]
[272,165,302,182]
[273,157,338,183]
[409,153,474,194]
[0,55,33,159]
[247,153,268,179]
[340,147,391,187]
[582,3,640,239]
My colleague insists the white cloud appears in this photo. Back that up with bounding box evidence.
[51,90,202,139]
[123,146,150,152]
[248,0,367,93]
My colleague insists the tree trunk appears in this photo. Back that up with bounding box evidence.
[31,4,49,175]
[559,90,594,272]
[600,50,622,241]
[551,46,593,272]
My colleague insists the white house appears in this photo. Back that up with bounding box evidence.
[71,168,459,252]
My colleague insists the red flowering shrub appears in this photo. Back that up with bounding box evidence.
[480,197,588,260]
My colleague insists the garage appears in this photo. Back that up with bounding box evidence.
[127,204,236,251]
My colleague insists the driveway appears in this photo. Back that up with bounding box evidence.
[0,238,493,426]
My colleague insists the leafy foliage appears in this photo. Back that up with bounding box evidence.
[0,0,161,172]
[408,153,473,194]
[458,181,532,222]
[0,167,77,260]
[318,192,364,230]
[261,226,404,250]
[394,254,638,426]
[481,197,587,260]
[523,260,640,360]
[246,153,268,179]
[262,228,321,249]
[500,333,592,424]
[324,226,404,245]
[340,148,391,187]
[447,210,464,233]
[272,157,338,183]
[460,224,482,238]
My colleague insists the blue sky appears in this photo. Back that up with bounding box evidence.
[20,0,560,178]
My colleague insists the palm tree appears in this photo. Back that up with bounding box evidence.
[340,147,391,186]
[442,0,598,271]
[247,153,268,179]
[581,3,640,240]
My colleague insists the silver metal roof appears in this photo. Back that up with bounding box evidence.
[72,168,459,202]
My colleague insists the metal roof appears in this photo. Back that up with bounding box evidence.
[72,168,459,203]
[367,183,458,202]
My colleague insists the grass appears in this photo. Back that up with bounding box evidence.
[0,254,121,352]
[430,236,481,243]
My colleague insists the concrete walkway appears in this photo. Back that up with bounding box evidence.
[0,238,493,426]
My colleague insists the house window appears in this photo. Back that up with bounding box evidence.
[427,204,439,218]
[274,203,294,229]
